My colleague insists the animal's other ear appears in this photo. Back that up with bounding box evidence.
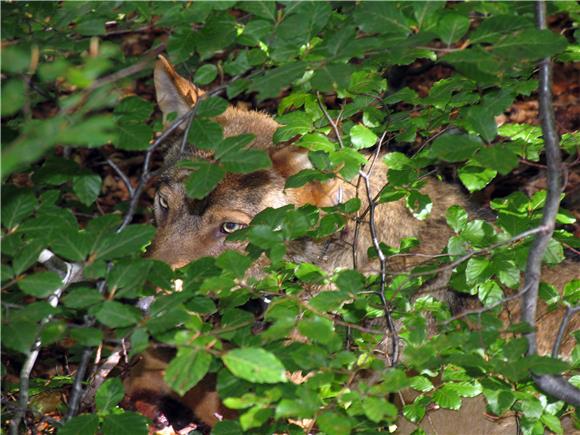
[154,55,204,127]
[270,146,340,208]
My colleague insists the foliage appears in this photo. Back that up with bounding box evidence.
[1,1,579,434]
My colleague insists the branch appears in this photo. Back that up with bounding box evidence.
[9,251,81,435]
[551,306,580,358]
[359,169,399,366]
[519,0,580,407]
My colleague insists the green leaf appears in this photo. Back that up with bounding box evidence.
[220,149,271,173]
[493,29,568,61]
[183,161,225,199]
[249,62,307,101]
[317,411,353,435]
[466,258,492,284]
[215,134,256,159]
[543,239,564,265]
[363,396,397,423]
[541,413,563,435]
[216,250,253,279]
[273,111,313,143]
[298,316,335,344]
[94,225,156,260]
[95,301,140,328]
[194,64,218,85]
[458,164,497,193]
[222,348,287,384]
[51,228,89,262]
[2,79,26,117]
[164,348,212,396]
[311,63,355,92]
[18,271,62,298]
[432,385,461,410]
[1,320,37,354]
[431,134,481,162]
[188,118,224,149]
[59,414,99,435]
[475,145,519,175]
[95,378,125,412]
[70,327,103,347]
[464,105,498,143]
[525,355,569,375]
[12,241,44,275]
[101,412,148,435]
[446,205,468,233]
[437,13,469,45]
[239,1,277,21]
[1,188,36,229]
[197,96,229,117]
[72,173,101,206]
[62,287,104,309]
[296,133,336,152]
[354,2,410,35]
[350,124,378,149]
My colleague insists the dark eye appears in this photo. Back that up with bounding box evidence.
[220,222,245,234]
[158,194,169,210]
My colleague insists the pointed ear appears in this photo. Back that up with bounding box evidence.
[154,55,204,127]
[270,146,340,208]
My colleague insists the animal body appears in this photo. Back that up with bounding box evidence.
[124,56,579,434]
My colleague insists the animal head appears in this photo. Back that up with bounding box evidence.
[148,56,340,268]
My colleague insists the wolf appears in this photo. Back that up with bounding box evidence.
[124,56,579,434]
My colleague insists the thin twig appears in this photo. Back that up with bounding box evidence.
[443,284,532,324]
[359,170,399,366]
[317,92,344,148]
[10,251,81,435]
[551,306,580,358]
[522,0,580,407]
[106,158,135,197]
[392,225,549,279]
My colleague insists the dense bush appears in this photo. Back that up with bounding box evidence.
[1,1,579,434]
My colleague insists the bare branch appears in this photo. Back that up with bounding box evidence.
[106,158,135,197]
[443,283,532,324]
[552,306,580,358]
[9,251,81,435]
[519,0,580,407]
[359,169,399,366]
[317,92,344,148]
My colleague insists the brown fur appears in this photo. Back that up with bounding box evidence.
[124,56,579,433]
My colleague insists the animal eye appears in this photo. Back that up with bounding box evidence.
[158,195,169,210]
[220,222,245,234]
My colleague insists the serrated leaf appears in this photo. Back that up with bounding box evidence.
[475,145,519,175]
[94,225,155,260]
[1,321,37,354]
[216,250,253,279]
[458,164,497,193]
[164,348,212,396]
[18,271,62,298]
[188,118,224,149]
[215,134,256,159]
[317,411,353,435]
[184,161,225,199]
[363,396,397,423]
[72,173,101,206]
[95,378,124,412]
[101,412,148,435]
[223,348,286,383]
[197,96,229,117]
[437,13,469,45]
[95,301,140,328]
[432,385,461,410]
[194,64,218,85]
[298,316,335,344]
[220,149,271,173]
[350,124,378,149]
[63,287,104,309]
[1,188,37,229]
[431,134,481,162]
[70,327,103,347]
[59,414,99,435]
